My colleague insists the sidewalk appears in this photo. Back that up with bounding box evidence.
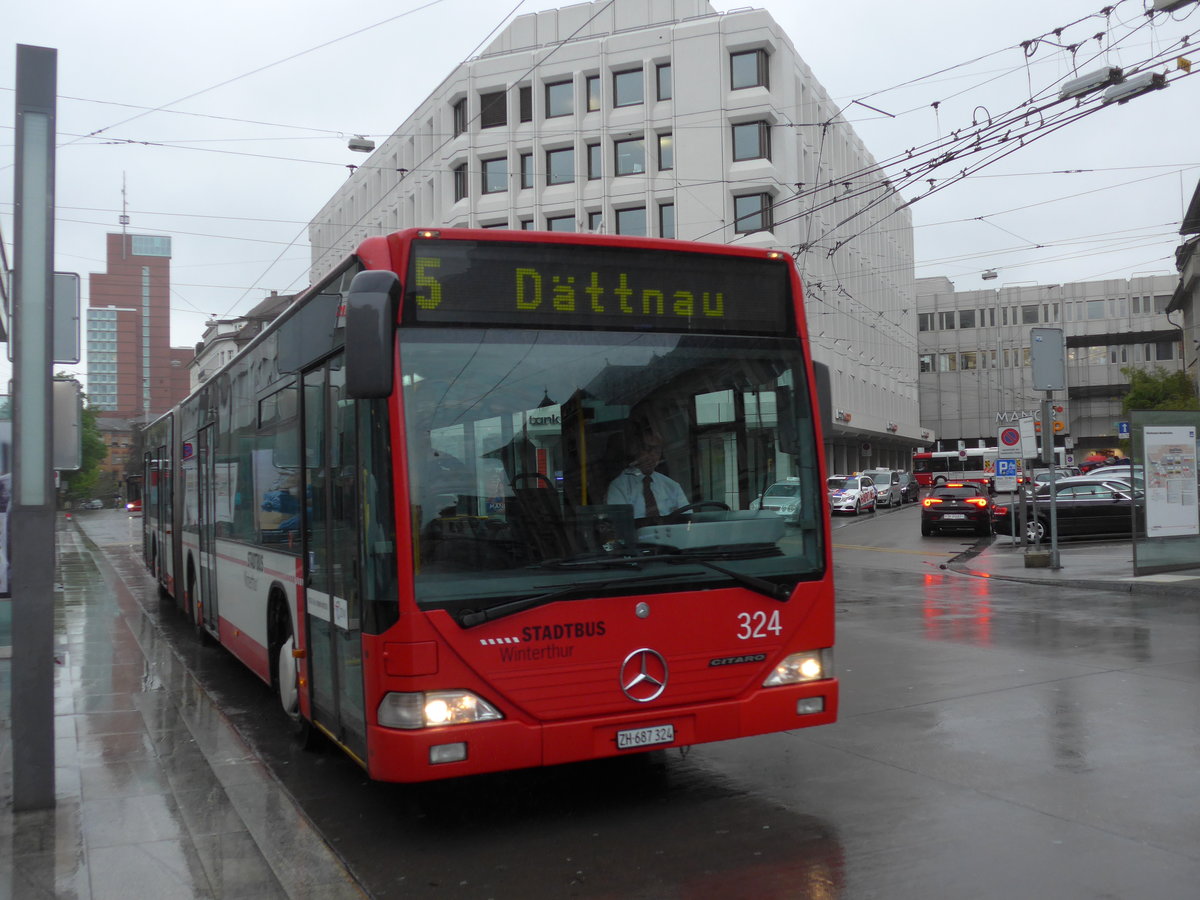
[951,533,1200,598]
[0,513,366,899]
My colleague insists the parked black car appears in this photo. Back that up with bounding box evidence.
[921,482,993,536]
[992,476,1142,542]
[896,471,921,504]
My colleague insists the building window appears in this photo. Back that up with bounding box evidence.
[960,351,978,370]
[656,63,672,101]
[519,85,533,122]
[586,143,602,180]
[546,215,575,232]
[520,152,533,189]
[732,121,771,162]
[586,75,601,111]
[452,98,467,136]
[546,147,574,185]
[658,133,673,170]
[958,309,975,329]
[616,207,647,236]
[1021,304,1039,324]
[587,211,603,232]
[1155,294,1171,313]
[520,219,533,230]
[1087,299,1105,319]
[613,69,644,107]
[937,311,955,330]
[482,157,507,194]
[1156,340,1178,360]
[733,193,772,233]
[731,48,769,90]
[546,80,573,118]
[614,138,646,176]
[919,354,935,373]
[480,91,506,129]
[918,312,934,331]
[659,202,675,239]
[453,163,468,202]
[938,353,957,372]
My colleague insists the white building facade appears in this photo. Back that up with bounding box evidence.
[916,274,1184,456]
[309,0,919,473]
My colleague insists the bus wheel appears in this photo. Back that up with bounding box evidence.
[273,604,315,749]
[186,565,213,646]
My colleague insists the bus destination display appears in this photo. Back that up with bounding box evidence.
[403,239,792,334]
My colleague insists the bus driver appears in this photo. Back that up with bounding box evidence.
[605,420,689,523]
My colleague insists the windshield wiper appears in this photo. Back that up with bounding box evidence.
[458,553,792,628]
[458,571,695,628]
[532,553,644,570]
[637,554,792,602]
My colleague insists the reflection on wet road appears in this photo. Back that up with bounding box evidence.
[87,512,1200,898]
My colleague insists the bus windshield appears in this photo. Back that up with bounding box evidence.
[400,327,824,615]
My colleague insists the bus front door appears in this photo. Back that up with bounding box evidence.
[301,356,367,761]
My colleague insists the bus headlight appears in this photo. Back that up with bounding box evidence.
[763,649,832,686]
[377,691,503,729]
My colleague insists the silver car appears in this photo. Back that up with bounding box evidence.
[750,478,803,521]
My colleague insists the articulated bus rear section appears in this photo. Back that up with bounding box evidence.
[142,228,839,782]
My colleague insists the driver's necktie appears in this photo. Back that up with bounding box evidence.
[642,474,660,519]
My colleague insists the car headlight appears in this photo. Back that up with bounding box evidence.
[780,502,798,513]
[377,690,503,729]
[763,649,833,686]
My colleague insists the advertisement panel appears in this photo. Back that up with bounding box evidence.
[1143,426,1199,538]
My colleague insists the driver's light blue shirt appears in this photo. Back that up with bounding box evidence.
[606,467,689,517]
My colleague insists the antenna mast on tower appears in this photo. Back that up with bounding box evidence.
[120,172,130,258]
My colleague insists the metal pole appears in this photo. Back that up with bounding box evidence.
[11,43,58,810]
[1043,392,1061,569]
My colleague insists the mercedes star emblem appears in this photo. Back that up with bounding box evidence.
[620,648,668,702]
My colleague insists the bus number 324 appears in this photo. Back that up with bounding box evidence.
[737,610,782,639]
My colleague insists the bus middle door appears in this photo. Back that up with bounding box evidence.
[301,356,367,760]
[196,423,219,636]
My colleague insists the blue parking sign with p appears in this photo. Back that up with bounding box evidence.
[996,459,1017,477]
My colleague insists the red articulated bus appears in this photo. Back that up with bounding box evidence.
[142,228,838,782]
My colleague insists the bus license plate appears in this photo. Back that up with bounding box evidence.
[616,724,674,750]
[943,513,966,519]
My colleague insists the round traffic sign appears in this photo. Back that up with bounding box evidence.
[999,426,1020,447]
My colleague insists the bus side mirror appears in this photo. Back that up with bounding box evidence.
[345,270,401,399]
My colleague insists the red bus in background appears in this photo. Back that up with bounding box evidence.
[142,228,837,783]
[912,448,997,489]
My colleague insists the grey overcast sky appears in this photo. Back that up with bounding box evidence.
[3,0,1199,386]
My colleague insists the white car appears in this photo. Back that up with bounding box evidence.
[827,474,877,515]
[750,478,803,522]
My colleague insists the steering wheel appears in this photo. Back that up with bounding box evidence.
[671,501,731,516]
[512,472,554,490]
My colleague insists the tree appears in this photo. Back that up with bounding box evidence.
[63,402,110,502]
[1120,366,1200,414]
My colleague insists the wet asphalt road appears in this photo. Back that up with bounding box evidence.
[88,507,1200,898]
